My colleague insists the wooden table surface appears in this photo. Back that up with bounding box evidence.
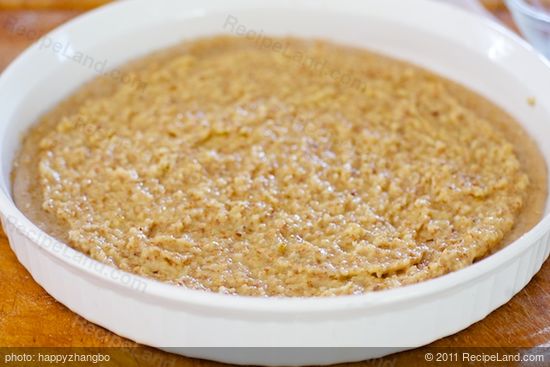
[0,2,549,366]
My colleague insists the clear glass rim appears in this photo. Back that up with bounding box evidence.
[506,0,550,23]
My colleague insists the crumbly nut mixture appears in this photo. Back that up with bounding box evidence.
[14,36,542,296]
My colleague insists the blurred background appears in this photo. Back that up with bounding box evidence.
[0,1,526,71]
[0,0,520,70]
[0,0,512,12]
[1,0,548,362]
[0,0,512,11]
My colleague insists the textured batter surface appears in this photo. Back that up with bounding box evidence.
[13,36,547,296]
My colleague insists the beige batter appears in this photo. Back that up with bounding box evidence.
[12,36,548,297]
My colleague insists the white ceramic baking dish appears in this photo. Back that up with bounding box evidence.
[1,0,549,365]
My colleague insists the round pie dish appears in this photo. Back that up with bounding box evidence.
[1,0,550,365]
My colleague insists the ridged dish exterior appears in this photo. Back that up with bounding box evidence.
[0,0,549,365]
[2,214,549,365]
